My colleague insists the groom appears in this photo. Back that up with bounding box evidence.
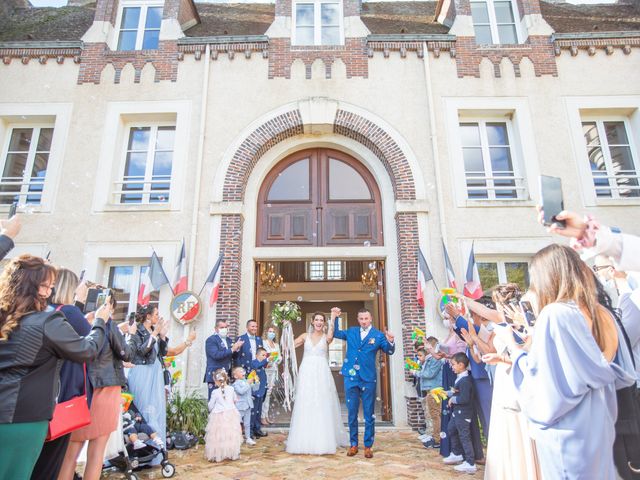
[332,307,395,459]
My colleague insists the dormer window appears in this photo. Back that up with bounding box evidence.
[116,2,163,51]
[470,0,520,45]
[293,0,343,46]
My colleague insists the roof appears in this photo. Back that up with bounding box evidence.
[540,1,640,33]
[0,1,639,43]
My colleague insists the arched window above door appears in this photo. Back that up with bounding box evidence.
[257,148,383,247]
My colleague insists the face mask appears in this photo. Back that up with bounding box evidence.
[442,319,451,329]
[267,332,276,340]
[218,328,228,338]
[483,322,495,333]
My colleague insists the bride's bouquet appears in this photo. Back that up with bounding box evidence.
[270,301,302,412]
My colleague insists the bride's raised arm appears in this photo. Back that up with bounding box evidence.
[326,317,334,345]
[294,332,307,348]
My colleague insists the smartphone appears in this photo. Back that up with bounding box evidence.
[539,175,566,229]
[128,312,136,326]
[79,270,86,282]
[520,301,536,327]
[83,288,100,313]
[8,202,17,219]
[95,288,112,310]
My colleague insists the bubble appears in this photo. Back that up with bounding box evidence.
[348,368,356,376]
[266,203,272,208]
[354,365,360,371]
[368,262,376,270]
[371,415,376,419]
[159,196,166,202]
[297,296,303,302]
[369,292,375,297]
[377,281,383,286]
[375,289,380,294]
[312,233,317,237]
[376,397,381,402]
[363,241,371,247]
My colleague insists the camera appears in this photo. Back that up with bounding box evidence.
[83,288,113,313]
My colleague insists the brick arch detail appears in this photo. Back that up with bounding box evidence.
[222,108,417,202]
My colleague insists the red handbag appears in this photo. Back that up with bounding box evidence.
[46,306,92,441]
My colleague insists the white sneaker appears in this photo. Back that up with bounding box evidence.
[246,438,256,446]
[454,461,477,473]
[153,438,164,449]
[133,439,146,450]
[442,453,464,465]
[418,434,432,442]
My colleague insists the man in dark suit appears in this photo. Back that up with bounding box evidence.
[234,319,263,372]
[204,319,244,400]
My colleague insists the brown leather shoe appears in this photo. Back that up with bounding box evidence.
[364,447,373,458]
[347,446,358,457]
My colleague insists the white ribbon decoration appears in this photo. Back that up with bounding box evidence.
[279,320,298,411]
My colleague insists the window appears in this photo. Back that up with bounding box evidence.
[306,260,345,281]
[460,121,522,200]
[107,264,160,322]
[477,260,529,292]
[470,0,519,45]
[117,125,175,204]
[117,4,163,51]
[582,120,639,198]
[0,126,53,205]
[293,0,343,46]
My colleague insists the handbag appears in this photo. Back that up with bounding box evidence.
[46,363,91,441]
[46,305,91,441]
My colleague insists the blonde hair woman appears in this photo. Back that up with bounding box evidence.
[507,244,633,479]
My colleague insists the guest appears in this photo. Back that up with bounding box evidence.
[262,326,281,425]
[59,296,135,480]
[442,353,476,474]
[204,369,243,463]
[509,244,634,479]
[414,339,443,449]
[250,347,269,439]
[435,305,467,458]
[31,269,91,480]
[0,214,20,261]
[231,366,258,445]
[235,319,263,371]
[123,410,164,450]
[0,256,107,480]
[204,320,244,400]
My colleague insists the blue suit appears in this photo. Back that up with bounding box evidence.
[249,358,268,434]
[333,318,395,448]
[234,333,264,371]
[204,333,234,400]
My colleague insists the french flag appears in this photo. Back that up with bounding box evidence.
[417,248,433,308]
[442,241,458,290]
[138,252,170,306]
[172,239,188,295]
[204,254,224,307]
[463,243,483,300]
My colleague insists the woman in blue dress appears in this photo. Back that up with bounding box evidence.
[508,244,635,480]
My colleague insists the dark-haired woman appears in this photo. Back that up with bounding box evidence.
[127,305,194,462]
[0,255,108,480]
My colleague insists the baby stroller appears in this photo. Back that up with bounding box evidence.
[103,401,175,479]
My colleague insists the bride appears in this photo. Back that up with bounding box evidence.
[286,311,349,455]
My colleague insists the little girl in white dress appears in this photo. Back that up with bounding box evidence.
[205,369,243,462]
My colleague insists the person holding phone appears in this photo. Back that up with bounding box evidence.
[59,294,135,480]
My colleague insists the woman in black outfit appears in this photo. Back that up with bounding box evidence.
[0,255,108,480]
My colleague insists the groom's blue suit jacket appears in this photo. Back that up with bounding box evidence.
[333,318,395,383]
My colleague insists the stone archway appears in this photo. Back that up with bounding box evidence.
[214,102,426,426]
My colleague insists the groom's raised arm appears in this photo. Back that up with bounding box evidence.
[380,330,396,355]
[331,307,347,340]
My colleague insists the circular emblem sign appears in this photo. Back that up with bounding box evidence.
[170,291,202,324]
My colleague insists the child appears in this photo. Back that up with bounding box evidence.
[232,366,259,446]
[415,337,444,449]
[249,347,269,438]
[123,409,164,450]
[205,369,243,462]
[442,352,476,474]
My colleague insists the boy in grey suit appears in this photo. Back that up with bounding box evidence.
[232,366,259,445]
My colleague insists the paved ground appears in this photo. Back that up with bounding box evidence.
[105,431,484,479]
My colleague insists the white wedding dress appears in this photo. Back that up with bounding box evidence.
[286,333,349,455]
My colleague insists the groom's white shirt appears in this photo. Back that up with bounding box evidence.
[360,327,371,341]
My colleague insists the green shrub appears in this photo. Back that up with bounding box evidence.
[166,391,208,440]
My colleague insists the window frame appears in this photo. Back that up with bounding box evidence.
[102,260,162,322]
[116,122,176,205]
[580,116,640,200]
[305,260,346,281]
[469,0,522,45]
[0,124,55,206]
[114,0,164,51]
[291,0,345,47]
[459,118,522,201]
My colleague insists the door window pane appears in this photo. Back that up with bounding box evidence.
[121,7,140,29]
[478,262,499,291]
[329,158,371,200]
[470,2,490,23]
[142,30,160,50]
[268,158,310,201]
[494,1,515,22]
[497,25,517,44]
[505,262,529,290]
[321,27,340,45]
[145,7,162,28]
